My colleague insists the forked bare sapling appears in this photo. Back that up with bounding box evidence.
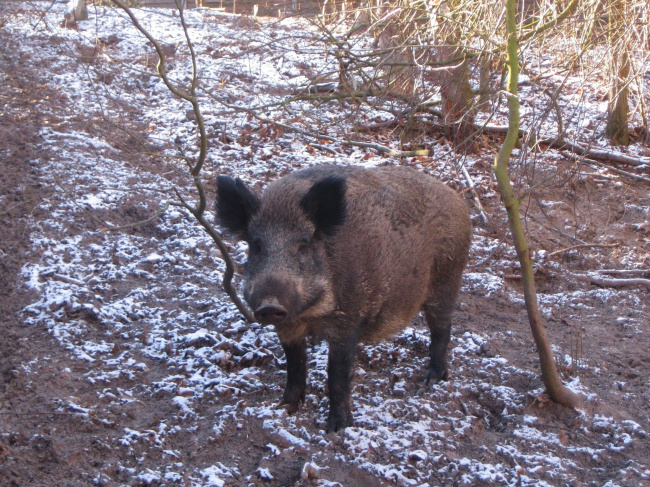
[217,165,472,432]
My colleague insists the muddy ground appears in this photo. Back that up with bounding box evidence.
[1,4,650,486]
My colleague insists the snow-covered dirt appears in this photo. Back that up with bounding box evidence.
[1,2,649,486]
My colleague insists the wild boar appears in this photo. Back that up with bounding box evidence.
[216,165,472,432]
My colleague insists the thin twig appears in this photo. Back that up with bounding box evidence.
[111,0,253,322]
[457,158,489,225]
[597,269,650,277]
[468,227,508,268]
[580,159,650,184]
[481,124,650,167]
[539,137,650,168]
[254,113,429,158]
[309,143,340,155]
[547,242,620,258]
[570,273,650,291]
[528,214,587,245]
[46,273,87,287]
[532,422,636,462]
[101,201,171,232]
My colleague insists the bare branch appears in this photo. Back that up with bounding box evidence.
[111,0,254,323]
[547,242,620,258]
[520,0,580,42]
[597,269,650,277]
[101,202,171,233]
[571,273,650,291]
[481,124,650,167]
[111,0,191,101]
[579,159,650,184]
[252,113,429,157]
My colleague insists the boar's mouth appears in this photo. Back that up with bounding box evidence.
[298,288,326,316]
[253,300,289,325]
[251,288,327,327]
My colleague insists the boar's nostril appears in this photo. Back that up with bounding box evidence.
[254,304,289,325]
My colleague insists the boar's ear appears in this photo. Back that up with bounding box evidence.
[216,175,260,239]
[300,175,347,237]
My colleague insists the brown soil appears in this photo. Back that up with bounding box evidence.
[1,10,649,487]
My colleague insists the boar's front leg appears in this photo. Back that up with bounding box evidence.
[423,303,452,383]
[326,335,357,432]
[277,340,307,414]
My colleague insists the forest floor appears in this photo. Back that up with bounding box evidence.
[1,2,649,486]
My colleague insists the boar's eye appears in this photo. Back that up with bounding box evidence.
[294,237,313,257]
[296,238,310,256]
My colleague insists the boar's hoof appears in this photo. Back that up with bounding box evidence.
[276,397,302,414]
[254,304,288,325]
[326,412,354,433]
[425,366,449,384]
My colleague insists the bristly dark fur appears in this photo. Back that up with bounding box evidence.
[299,176,347,237]
[215,165,472,432]
[216,176,260,238]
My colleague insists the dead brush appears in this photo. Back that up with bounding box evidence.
[556,318,585,379]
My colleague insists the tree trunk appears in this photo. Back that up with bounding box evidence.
[439,49,475,151]
[605,0,630,146]
[71,0,88,21]
[493,0,583,408]
[437,1,476,152]
[63,0,87,27]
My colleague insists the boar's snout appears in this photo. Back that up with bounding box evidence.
[246,274,303,325]
[254,301,289,325]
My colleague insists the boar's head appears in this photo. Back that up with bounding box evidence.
[216,174,346,339]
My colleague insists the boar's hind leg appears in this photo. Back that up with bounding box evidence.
[326,336,357,433]
[423,302,454,383]
[277,341,307,414]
